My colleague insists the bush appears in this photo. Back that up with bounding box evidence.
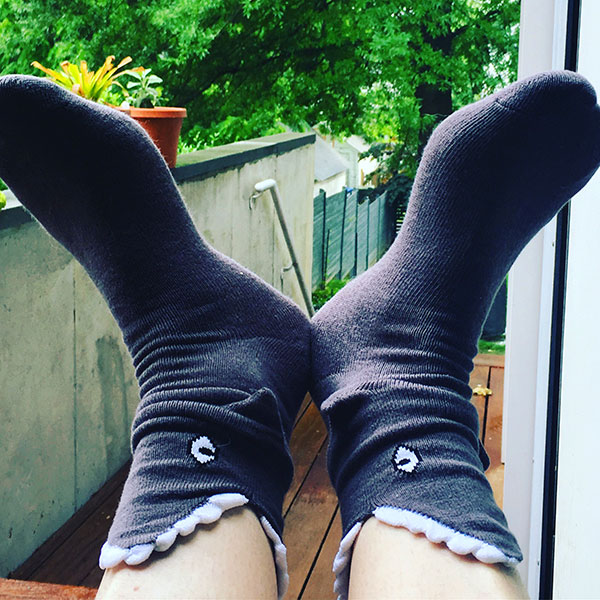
[478,336,505,355]
[312,278,349,310]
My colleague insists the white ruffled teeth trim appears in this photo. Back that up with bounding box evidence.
[332,521,362,600]
[260,516,289,600]
[99,493,289,600]
[332,507,519,600]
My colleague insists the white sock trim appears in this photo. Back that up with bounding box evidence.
[332,521,362,600]
[99,493,289,599]
[332,507,519,600]
[260,516,289,600]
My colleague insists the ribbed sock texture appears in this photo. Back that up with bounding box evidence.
[311,71,600,563]
[0,76,310,559]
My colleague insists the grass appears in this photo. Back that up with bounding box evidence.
[478,336,506,355]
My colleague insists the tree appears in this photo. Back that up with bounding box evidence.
[0,0,519,175]
[357,1,520,177]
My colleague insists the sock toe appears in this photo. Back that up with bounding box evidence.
[0,75,116,132]
[0,75,49,112]
[496,70,597,115]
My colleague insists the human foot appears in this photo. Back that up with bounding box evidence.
[0,75,310,597]
[311,71,600,598]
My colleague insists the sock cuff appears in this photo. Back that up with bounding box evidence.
[332,509,521,600]
[100,493,289,600]
[99,493,250,568]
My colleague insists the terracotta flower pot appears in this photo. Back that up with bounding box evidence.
[129,107,187,168]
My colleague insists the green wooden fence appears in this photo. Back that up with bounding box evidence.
[312,188,396,288]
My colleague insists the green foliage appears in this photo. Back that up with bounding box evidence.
[0,190,6,211]
[123,68,163,108]
[357,1,521,176]
[312,278,349,311]
[478,336,506,355]
[0,0,519,166]
[372,171,413,221]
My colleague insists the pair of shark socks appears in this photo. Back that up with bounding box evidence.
[1,70,599,598]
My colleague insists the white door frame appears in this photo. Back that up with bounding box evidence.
[503,1,570,597]
[553,1,600,596]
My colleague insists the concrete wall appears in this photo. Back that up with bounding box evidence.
[0,131,315,576]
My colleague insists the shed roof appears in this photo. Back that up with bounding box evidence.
[314,134,349,182]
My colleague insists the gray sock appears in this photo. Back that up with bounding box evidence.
[0,75,310,596]
[310,71,600,598]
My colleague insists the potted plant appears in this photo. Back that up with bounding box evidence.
[120,68,187,168]
[32,57,186,168]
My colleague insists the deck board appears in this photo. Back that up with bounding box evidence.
[485,364,506,508]
[284,402,328,515]
[7,354,505,598]
[9,464,129,585]
[300,510,341,600]
[0,579,96,599]
[31,483,123,588]
[283,445,338,600]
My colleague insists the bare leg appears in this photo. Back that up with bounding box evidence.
[96,508,277,599]
[348,518,527,600]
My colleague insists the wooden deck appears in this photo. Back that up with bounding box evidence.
[3,354,505,599]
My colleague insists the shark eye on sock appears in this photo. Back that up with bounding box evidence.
[190,436,218,465]
[393,445,421,474]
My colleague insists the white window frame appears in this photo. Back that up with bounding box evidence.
[503,1,569,597]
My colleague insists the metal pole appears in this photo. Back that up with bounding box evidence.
[253,179,315,317]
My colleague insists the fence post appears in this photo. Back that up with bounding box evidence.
[339,189,347,278]
[312,190,325,289]
[321,190,327,283]
[353,192,359,277]
[378,191,386,259]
